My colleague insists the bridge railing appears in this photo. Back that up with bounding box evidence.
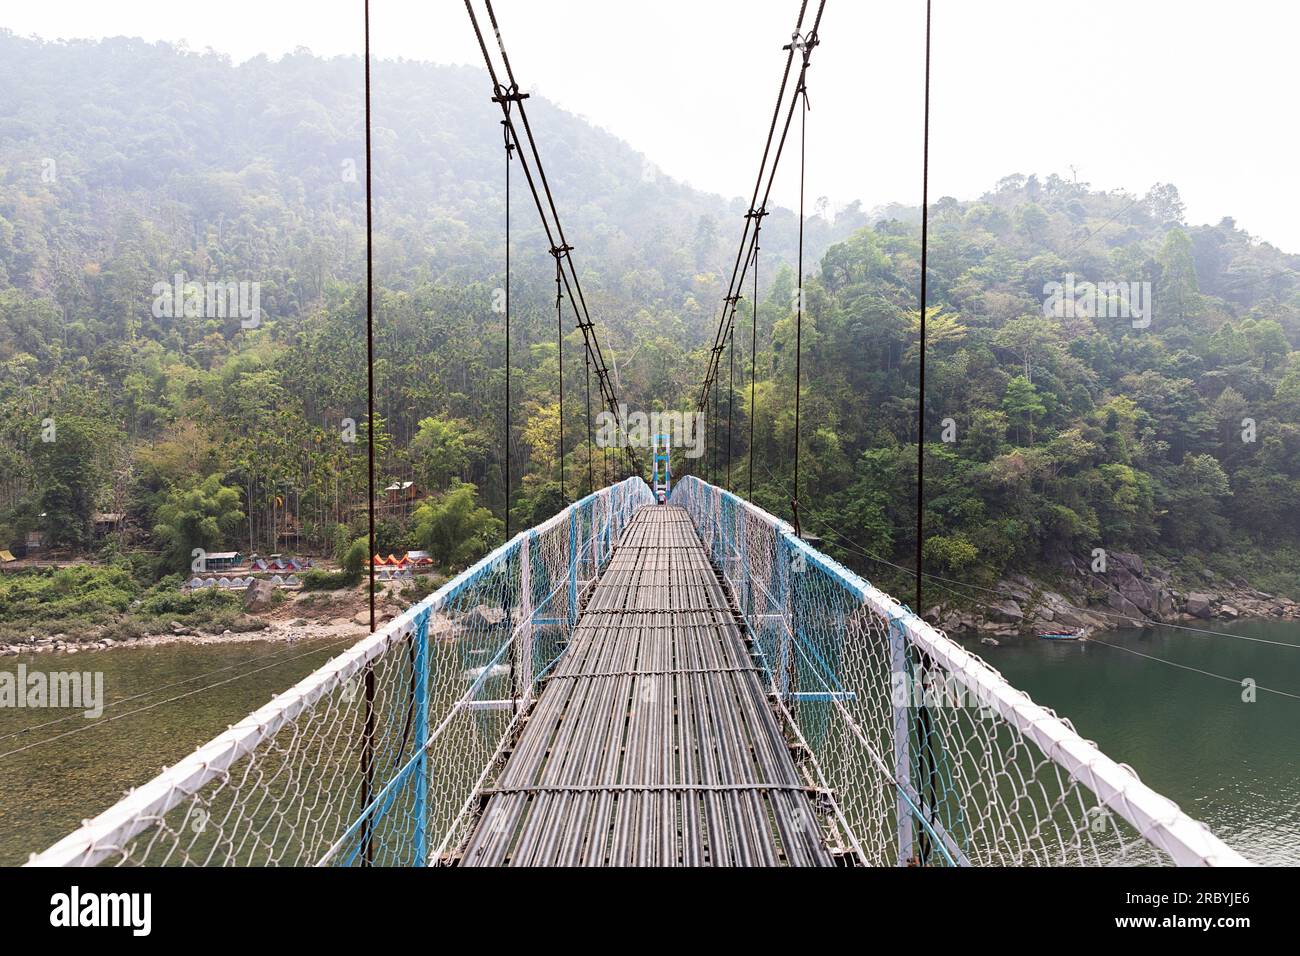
[670,475,1248,866]
[28,477,656,867]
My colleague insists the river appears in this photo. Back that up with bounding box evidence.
[989,619,1300,865]
[0,637,344,865]
[1,620,1297,866]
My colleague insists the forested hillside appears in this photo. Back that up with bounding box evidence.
[729,175,1300,602]
[0,32,864,569]
[2,33,1299,609]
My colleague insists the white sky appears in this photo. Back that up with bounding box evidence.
[6,0,1299,250]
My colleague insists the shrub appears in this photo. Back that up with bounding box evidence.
[301,569,356,591]
[0,566,138,625]
[342,537,369,579]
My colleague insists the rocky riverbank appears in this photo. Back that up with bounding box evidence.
[926,551,1300,640]
[0,578,405,657]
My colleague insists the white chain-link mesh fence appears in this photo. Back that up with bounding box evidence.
[27,477,654,867]
[670,475,1248,867]
[28,471,1247,867]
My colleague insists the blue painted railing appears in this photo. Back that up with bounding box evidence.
[30,477,655,868]
[669,475,1246,867]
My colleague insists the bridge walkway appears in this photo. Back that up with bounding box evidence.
[457,505,833,866]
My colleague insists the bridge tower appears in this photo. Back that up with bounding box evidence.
[650,433,671,503]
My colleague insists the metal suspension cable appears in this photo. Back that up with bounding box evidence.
[695,0,827,479]
[726,324,735,490]
[361,0,377,866]
[712,370,720,483]
[767,465,1300,703]
[466,0,640,478]
[696,0,811,419]
[914,0,936,866]
[503,101,514,538]
[585,349,594,495]
[0,637,347,746]
[748,234,759,500]
[763,456,1300,655]
[915,0,932,639]
[790,48,812,537]
[555,254,565,499]
[0,635,366,762]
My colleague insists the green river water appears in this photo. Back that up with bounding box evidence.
[991,619,1300,865]
[0,638,343,865]
[0,620,1296,866]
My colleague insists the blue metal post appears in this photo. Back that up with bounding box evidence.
[522,530,537,700]
[721,495,730,583]
[567,506,578,629]
[889,611,916,865]
[775,533,791,703]
[738,501,751,621]
[601,488,611,562]
[411,607,431,866]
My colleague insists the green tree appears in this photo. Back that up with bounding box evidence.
[342,536,369,580]
[409,417,470,492]
[153,475,245,573]
[1002,376,1046,444]
[993,316,1058,383]
[411,482,503,568]
[1164,453,1232,548]
[922,534,979,574]
[30,416,113,549]
[1156,228,1201,322]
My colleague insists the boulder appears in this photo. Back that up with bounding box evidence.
[1185,592,1215,619]
[987,599,1023,624]
[1220,604,1240,619]
[1105,589,1146,620]
[1041,592,1104,629]
[1156,589,1177,618]
[1000,575,1035,603]
[941,613,978,634]
[243,578,277,611]
[1109,551,1145,576]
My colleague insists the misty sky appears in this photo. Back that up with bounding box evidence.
[6,0,1298,250]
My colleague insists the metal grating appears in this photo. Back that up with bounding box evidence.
[457,506,833,866]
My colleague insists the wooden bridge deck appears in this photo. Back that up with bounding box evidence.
[457,505,832,866]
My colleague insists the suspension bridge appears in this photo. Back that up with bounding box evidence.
[26,0,1249,867]
[28,475,1245,866]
